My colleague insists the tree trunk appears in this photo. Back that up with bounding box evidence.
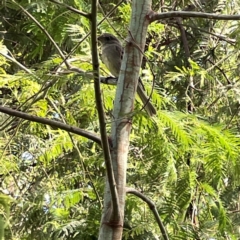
[98,0,152,239]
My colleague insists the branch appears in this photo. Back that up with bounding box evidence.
[126,187,169,240]
[48,0,124,70]
[149,11,240,23]
[0,52,33,75]
[181,23,236,44]
[90,0,120,220]
[176,18,190,60]
[12,0,70,68]
[0,106,101,145]
[47,99,102,208]
[49,0,91,19]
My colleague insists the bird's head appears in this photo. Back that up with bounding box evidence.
[97,33,120,45]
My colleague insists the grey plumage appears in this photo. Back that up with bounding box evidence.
[98,33,156,116]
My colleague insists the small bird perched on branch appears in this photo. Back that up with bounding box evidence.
[98,33,156,116]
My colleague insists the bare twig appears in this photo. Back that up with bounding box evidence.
[126,187,169,240]
[149,11,240,23]
[1,52,33,75]
[12,0,70,69]
[49,0,91,19]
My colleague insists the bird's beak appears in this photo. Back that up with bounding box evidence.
[97,36,102,46]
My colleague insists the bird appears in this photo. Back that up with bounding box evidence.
[97,33,156,116]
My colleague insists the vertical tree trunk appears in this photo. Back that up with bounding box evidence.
[98,1,152,239]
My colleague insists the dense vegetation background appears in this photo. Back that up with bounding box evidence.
[1,0,240,239]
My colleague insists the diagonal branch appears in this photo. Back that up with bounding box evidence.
[0,106,101,145]
[90,0,120,220]
[12,0,70,68]
[49,0,91,19]
[149,11,240,23]
[126,187,169,240]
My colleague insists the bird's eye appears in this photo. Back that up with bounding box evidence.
[106,36,111,41]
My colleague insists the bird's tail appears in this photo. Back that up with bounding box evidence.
[137,84,156,116]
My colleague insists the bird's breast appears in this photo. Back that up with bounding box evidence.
[101,44,122,77]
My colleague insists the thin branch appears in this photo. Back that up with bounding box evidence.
[11,0,124,77]
[90,0,120,220]
[207,59,231,84]
[176,18,190,60]
[126,187,169,240]
[225,105,240,130]
[47,98,102,208]
[1,52,33,75]
[229,209,240,214]
[98,3,120,38]
[181,23,236,45]
[174,16,195,112]
[49,0,91,19]
[0,116,22,162]
[12,0,70,69]
[50,0,125,72]
[0,51,54,132]
[0,106,101,145]
[68,0,125,64]
[149,11,240,23]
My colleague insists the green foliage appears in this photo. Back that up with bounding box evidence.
[0,194,11,240]
[1,0,240,239]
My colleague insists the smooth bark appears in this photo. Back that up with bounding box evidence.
[98,0,152,239]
